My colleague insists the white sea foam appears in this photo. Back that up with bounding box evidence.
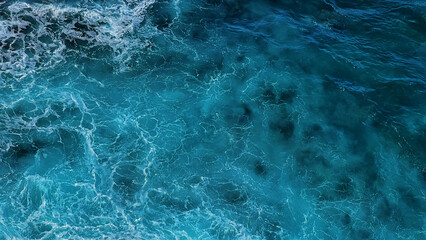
[0,1,157,78]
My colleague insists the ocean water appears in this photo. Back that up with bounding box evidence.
[0,0,425,239]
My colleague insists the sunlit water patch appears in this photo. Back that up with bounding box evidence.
[0,0,425,239]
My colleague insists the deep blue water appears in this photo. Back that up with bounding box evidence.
[0,0,425,239]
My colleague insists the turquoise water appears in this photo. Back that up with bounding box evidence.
[0,0,425,239]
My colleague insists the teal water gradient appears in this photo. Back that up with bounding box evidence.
[0,0,425,239]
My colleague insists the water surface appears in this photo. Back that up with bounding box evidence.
[0,0,425,239]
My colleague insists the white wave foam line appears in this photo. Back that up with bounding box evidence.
[0,1,157,78]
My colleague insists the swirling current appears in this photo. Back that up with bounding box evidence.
[0,0,425,239]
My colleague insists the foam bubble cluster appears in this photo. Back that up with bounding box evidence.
[0,0,156,79]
